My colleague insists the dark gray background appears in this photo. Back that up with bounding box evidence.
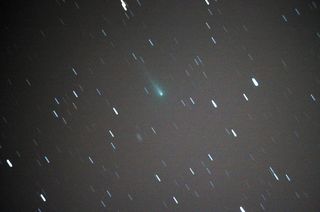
[1,0,320,211]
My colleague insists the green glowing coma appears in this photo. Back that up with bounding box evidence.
[149,79,164,97]
[155,86,164,96]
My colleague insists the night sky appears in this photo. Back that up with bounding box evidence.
[1,0,320,211]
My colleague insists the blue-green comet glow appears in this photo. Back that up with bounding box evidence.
[155,85,164,96]
[150,80,165,97]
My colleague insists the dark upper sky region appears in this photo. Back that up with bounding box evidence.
[1,0,320,211]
